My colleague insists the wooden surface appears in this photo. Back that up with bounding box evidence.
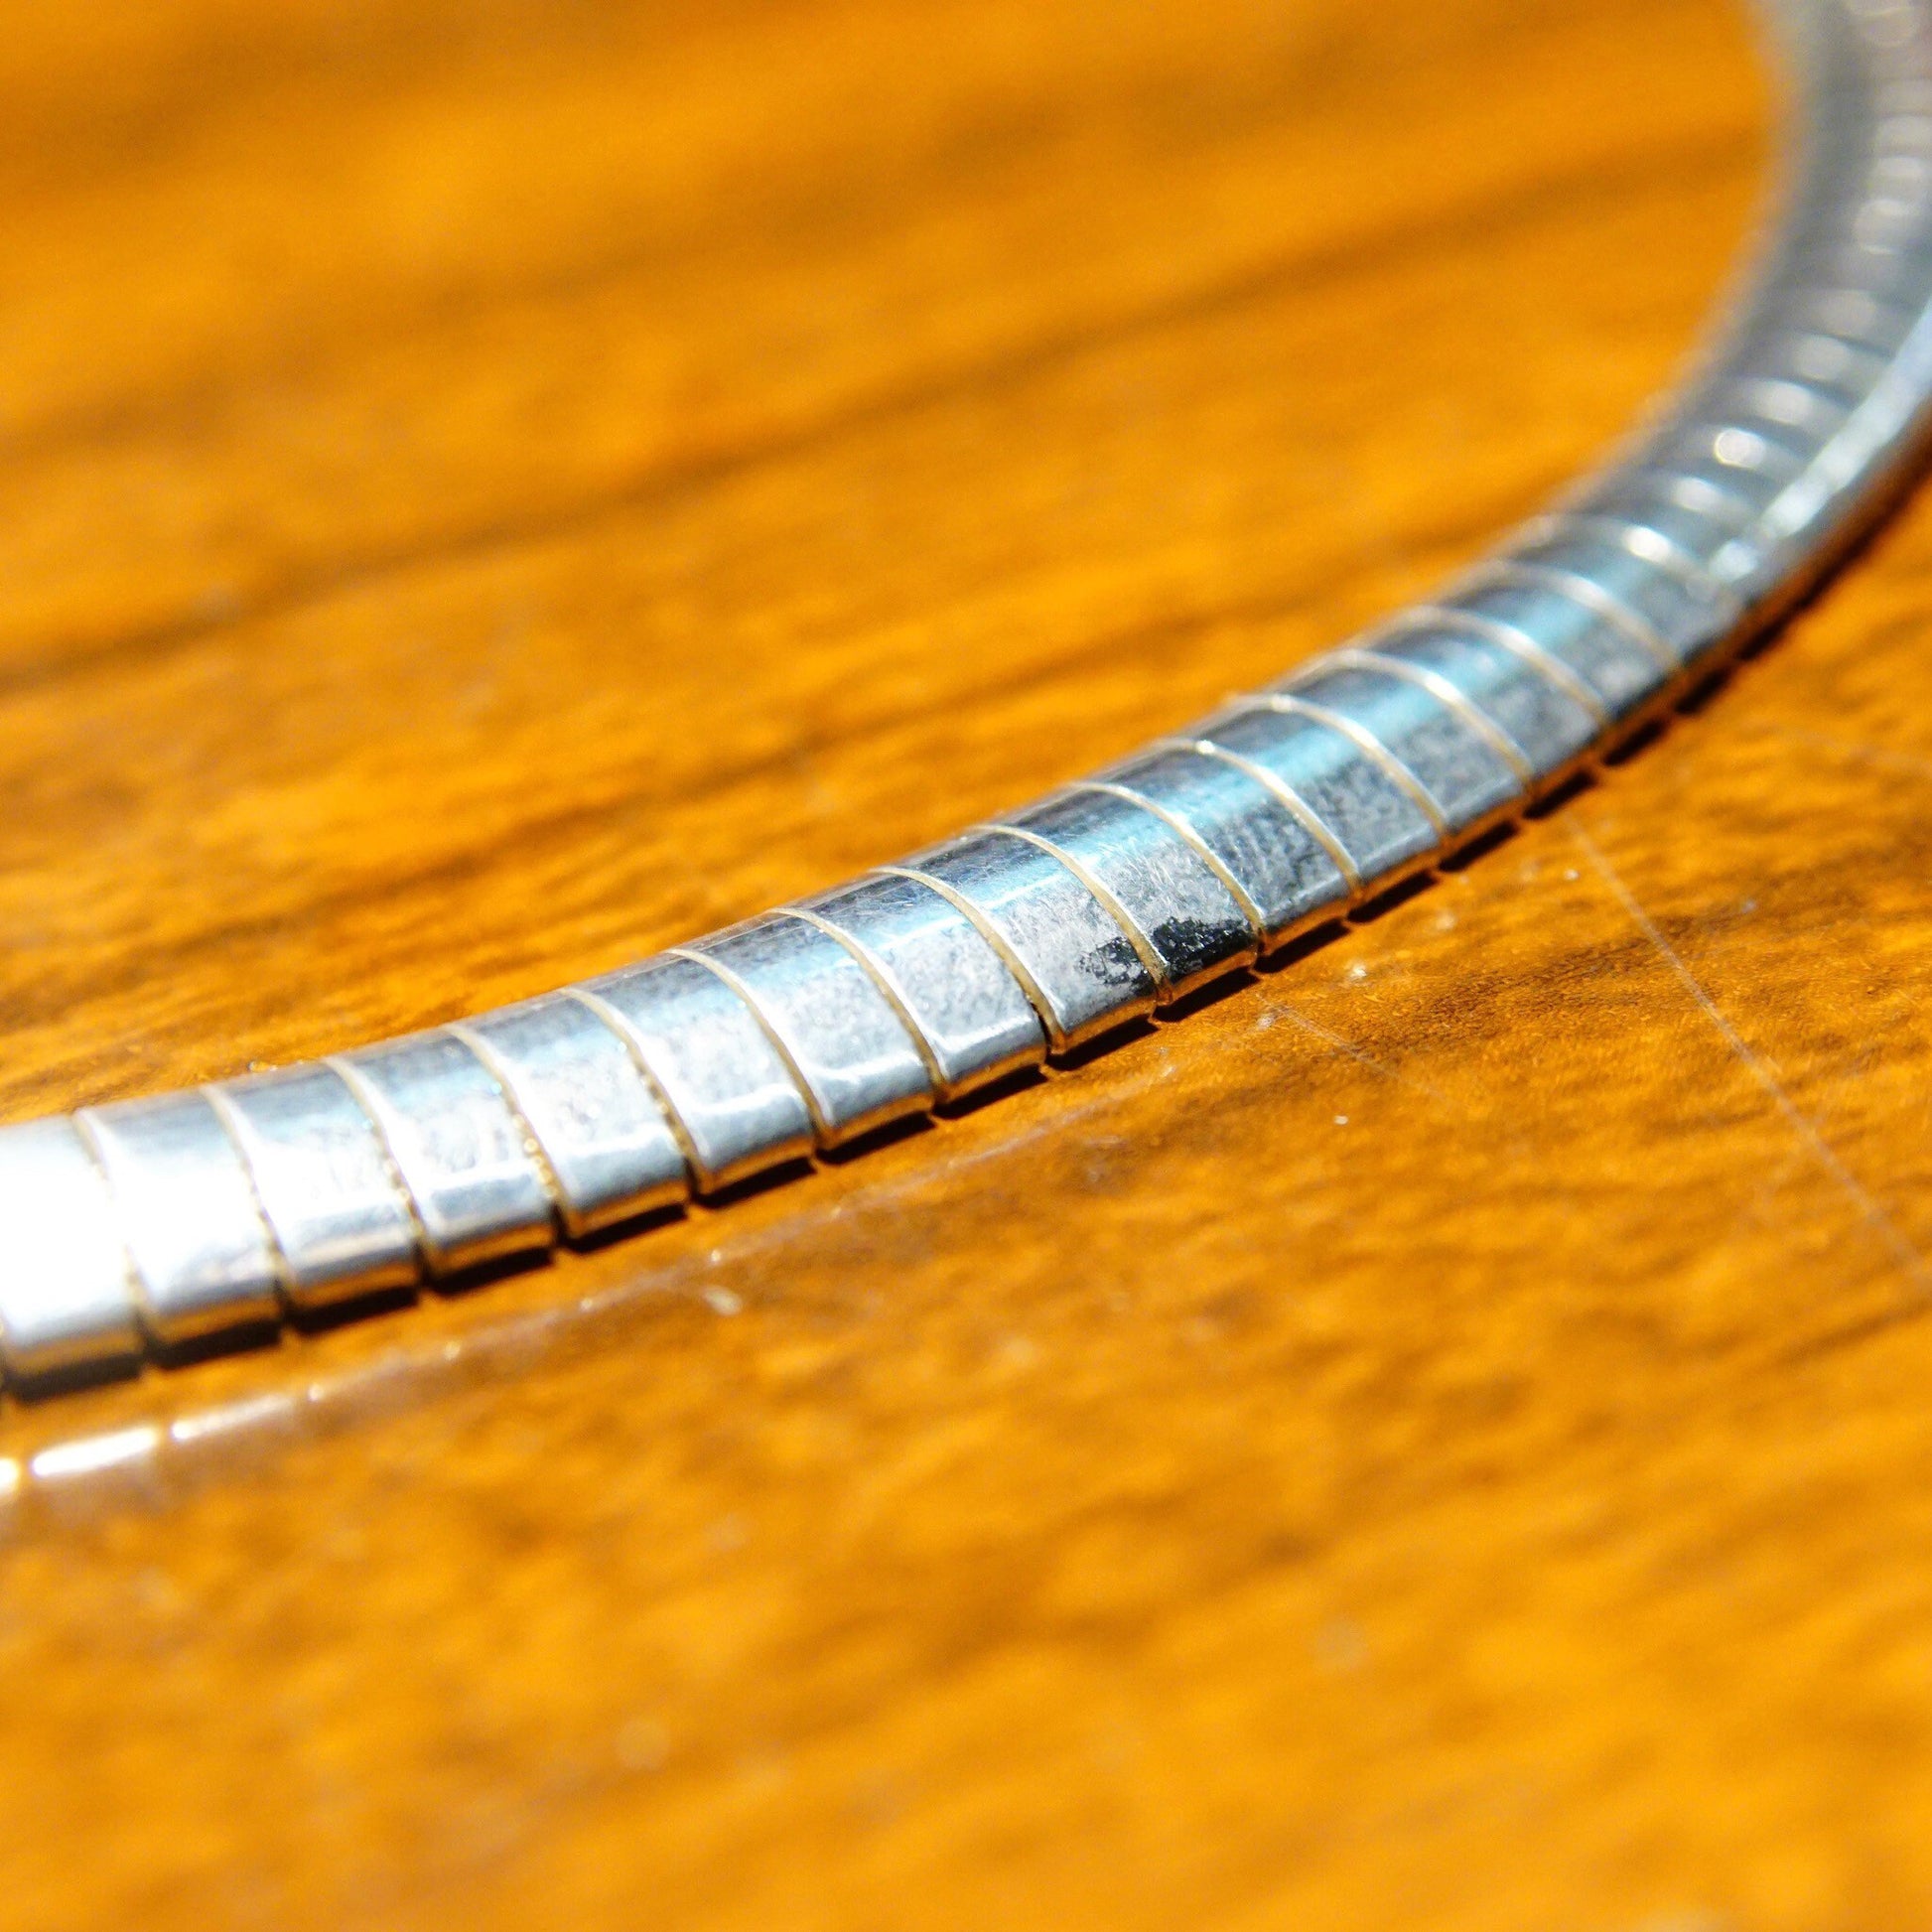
[10,0,1932,1923]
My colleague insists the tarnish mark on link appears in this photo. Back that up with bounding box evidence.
[1067,779,1269,942]
[972,822,1173,996]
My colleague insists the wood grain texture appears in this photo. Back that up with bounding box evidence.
[9,0,1932,1924]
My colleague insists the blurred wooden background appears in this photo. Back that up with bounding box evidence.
[4,0,1932,1924]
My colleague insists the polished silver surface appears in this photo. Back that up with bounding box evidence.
[78,1093,284,1343]
[793,874,1047,1098]
[1500,530,1705,664]
[1190,700,1441,885]
[1437,572,1674,719]
[6,0,1932,1387]
[1269,666,1522,836]
[1318,646,1537,788]
[578,955,815,1192]
[332,1035,555,1274]
[214,1064,419,1309]
[1336,634,1592,784]
[457,996,688,1236]
[0,1120,141,1379]
[681,914,933,1144]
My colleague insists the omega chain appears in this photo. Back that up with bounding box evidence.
[3,0,1931,1385]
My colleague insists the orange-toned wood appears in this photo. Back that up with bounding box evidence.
[7,0,1932,1924]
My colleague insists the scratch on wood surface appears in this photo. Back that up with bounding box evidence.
[1752,719,1932,786]
[1271,1001,1454,1106]
[1571,822,1931,1294]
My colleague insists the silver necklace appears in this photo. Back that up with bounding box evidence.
[4,0,1930,1387]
